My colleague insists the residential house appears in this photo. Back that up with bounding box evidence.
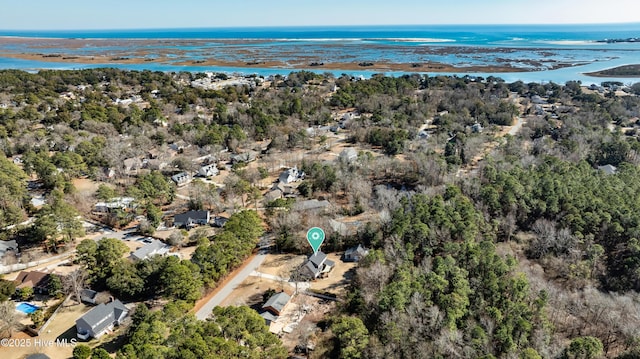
[14,271,51,294]
[144,158,168,171]
[76,299,129,340]
[0,239,18,261]
[343,244,369,262]
[130,240,170,261]
[80,289,98,304]
[231,150,258,164]
[263,188,283,203]
[26,354,51,359]
[212,216,229,228]
[278,166,304,184]
[299,251,334,280]
[260,291,291,325]
[197,164,219,178]
[171,172,191,186]
[262,292,291,316]
[122,158,142,176]
[598,164,618,175]
[471,122,483,133]
[169,140,190,155]
[94,197,136,214]
[339,148,358,162]
[173,210,210,228]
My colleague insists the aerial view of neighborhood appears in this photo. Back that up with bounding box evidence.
[1,2,640,359]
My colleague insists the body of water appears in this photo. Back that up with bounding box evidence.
[0,24,639,84]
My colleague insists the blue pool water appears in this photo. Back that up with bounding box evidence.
[16,302,39,314]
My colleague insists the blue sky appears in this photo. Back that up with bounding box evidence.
[1,0,638,30]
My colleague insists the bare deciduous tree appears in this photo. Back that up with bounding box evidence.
[0,301,18,338]
[64,268,88,305]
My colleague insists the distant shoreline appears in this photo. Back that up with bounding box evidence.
[586,64,640,77]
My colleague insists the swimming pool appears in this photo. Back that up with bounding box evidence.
[16,302,39,314]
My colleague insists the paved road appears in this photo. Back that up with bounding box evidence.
[195,250,268,320]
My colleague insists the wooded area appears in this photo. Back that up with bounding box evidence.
[1,68,640,358]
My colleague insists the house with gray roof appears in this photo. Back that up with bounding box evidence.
[343,244,369,262]
[130,240,170,261]
[171,172,191,186]
[197,164,219,178]
[231,150,258,164]
[76,299,129,340]
[299,251,334,279]
[262,292,291,316]
[0,239,18,260]
[173,210,210,228]
[259,310,278,326]
[80,289,98,304]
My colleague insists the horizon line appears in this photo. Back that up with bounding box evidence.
[1,22,639,32]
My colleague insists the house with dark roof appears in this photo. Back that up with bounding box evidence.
[13,271,51,294]
[343,244,369,262]
[299,251,334,280]
[80,289,98,304]
[130,240,170,261]
[76,299,129,340]
[212,216,229,228]
[174,210,210,228]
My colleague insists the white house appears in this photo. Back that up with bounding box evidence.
[130,239,170,261]
[197,164,219,178]
[278,166,304,184]
[94,197,136,213]
[171,172,191,186]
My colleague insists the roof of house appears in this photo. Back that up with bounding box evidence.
[345,244,368,258]
[174,210,210,224]
[0,239,18,256]
[14,271,50,290]
[171,172,191,183]
[309,251,327,267]
[260,310,278,323]
[231,151,258,163]
[213,216,229,227]
[262,292,291,313]
[81,288,98,300]
[598,164,617,175]
[264,188,283,202]
[26,354,51,359]
[77,299,128,335]
[303,260,321,277]
[130,240,169,261]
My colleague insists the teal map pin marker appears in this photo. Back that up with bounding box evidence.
[306,227,325,254]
